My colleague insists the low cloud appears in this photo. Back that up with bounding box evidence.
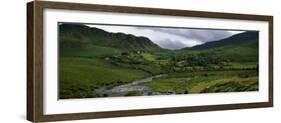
[139,28,233,43]
[88,24,242,50]
[155,39,188,50]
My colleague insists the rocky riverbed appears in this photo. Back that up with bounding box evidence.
[94,74,169,97]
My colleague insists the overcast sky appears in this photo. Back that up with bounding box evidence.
[86,24,244,50]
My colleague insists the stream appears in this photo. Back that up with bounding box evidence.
[94,74,168,97]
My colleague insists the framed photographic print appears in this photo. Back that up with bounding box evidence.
[27,1,273,122]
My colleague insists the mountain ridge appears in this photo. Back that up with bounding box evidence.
[59,24,161,50]
[59,23,258,55]
[186,31,258,50]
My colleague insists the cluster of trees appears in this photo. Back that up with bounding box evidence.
[104,51,257,74]
[159,53,232,72]
[107,51,149,66]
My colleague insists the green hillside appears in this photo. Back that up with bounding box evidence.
[184,31,258,62]
[59,24,161,50]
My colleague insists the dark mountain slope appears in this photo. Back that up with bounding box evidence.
[59,24,160,50]
[188,31,258,50]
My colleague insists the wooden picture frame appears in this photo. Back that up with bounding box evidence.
[27,1,273,122]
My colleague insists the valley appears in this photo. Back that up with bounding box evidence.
[59,24,259,99]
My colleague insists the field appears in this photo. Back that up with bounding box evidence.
[58,24,259,99]
[59,46,258,99]
[142,70,258,94]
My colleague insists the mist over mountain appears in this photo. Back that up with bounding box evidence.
[59,23,258,54]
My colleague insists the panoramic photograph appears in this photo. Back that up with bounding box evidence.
[58,23,259,99]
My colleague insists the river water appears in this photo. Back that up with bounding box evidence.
[94,74,167,97]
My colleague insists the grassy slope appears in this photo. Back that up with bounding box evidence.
[60,45,123,58]
[59,57,150,99]
[59,44,155,98]
[142,70,258,94]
